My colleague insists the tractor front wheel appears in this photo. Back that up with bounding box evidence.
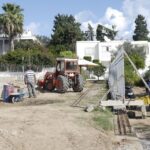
[73,75,84,92]
[56,75,69,93]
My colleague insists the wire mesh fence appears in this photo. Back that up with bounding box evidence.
[0,63,53,72]
[108,49,125,100]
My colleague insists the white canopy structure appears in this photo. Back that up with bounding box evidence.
[78,59,98,67]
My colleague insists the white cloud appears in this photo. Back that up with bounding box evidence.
[123,0,150,19]
[103,7,127,31]
[75,0,150,40]
[123,0,150,22]
[75,8,128,39]
[75,11,97,23]
[80,20,98,32]
[122,0,150,35]
[75,11,100,34]
[102,7,130,40]
[25,22,41,35]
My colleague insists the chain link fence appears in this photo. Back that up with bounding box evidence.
[0,63,53,72]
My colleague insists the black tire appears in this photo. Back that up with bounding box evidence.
[73,75,84,92]
[56,75,69,93]
[45,80,55,91]
[127,111,136,118]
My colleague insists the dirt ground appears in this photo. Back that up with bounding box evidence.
[0,79,149,150]
[0,84,113,150]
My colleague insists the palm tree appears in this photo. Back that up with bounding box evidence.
[0,3,24,51]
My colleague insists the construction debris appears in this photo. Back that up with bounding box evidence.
[84,105,95,112]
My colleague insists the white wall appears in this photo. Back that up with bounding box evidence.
[0,30,37,55]
[76,41,111,66]
[16,30,37,41]
[76,41,99,60]
[0,38,10,55]
[76,40,150,74]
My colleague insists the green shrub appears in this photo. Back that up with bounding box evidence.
[93,59,99,64]
[120,42,145,85]
[83,56,92,61]
[92,63,106,80]
[59,51,76,58]
[0,49,55,70]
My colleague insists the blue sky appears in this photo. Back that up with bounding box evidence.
[0,0,150,39]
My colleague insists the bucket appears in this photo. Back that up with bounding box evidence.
[2,84,14,102]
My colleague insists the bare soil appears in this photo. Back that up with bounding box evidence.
[0,80,114,150]
[0,79,149,150]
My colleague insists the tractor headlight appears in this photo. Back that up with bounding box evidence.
[69,73,74,77]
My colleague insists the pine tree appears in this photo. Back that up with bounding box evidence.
[96,24,117,42]
[85,24,94,41]
[96,24,105,41]
[133,14,149,41]
[50,14,84,52]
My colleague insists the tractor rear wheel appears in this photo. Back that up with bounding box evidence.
[73,75,84,92]
[56,75,69,93]
[45,80,55,91]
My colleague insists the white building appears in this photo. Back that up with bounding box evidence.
[0,30,37,55]
[76,40,150,73]
[0,37,10,55]
[16,30,37,41]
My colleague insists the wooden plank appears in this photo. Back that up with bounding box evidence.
[100,100,144,107]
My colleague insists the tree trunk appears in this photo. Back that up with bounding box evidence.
[10,37,14,51]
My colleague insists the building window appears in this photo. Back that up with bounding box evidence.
[106,46,109,51]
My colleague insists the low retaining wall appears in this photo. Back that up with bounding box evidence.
[0,71,44,99]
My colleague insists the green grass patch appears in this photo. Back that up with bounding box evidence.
[93,108,113,131]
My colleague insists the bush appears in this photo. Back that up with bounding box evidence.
[14,40,47,51]
[120,42,145,85]
[93,59,99,64]
[59,51,76,58]
[83,56,92,61]
[0,49,56,71]
[92,63,106,80]
[49,44,67,54]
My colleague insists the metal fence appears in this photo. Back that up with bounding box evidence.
[0,63,52,72]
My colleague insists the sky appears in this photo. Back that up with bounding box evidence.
[0,0,150,40]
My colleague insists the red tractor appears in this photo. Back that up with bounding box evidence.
[38,58,84,93]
